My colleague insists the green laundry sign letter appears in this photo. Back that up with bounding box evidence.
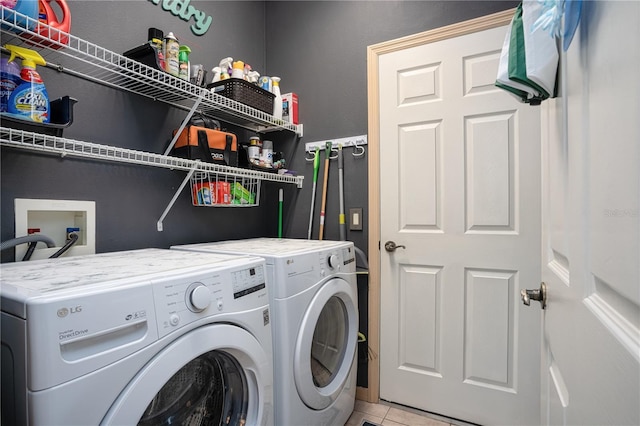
[148,0,212,36]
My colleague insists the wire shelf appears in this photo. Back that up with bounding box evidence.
[0,127,304,187]
[0,6,302,135]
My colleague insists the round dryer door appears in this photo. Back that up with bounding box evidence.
[293,276,358,410]
[102,324,272,425]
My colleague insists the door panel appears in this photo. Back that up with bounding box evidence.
[540,2,640,425]
[379,24,541,425]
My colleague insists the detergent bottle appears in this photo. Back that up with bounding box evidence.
[35,0,71,46]
[6,44,50,123]
[1,0,39,31]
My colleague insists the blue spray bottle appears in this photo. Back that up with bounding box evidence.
[6,44,50,123]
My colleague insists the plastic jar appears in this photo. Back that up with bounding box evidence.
[261,140,273,167]
[248,137,261,163]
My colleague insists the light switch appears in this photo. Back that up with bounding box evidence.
[349,208,363,231]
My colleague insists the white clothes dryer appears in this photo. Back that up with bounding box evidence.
[1,248,273,426]
[172,238,358,426]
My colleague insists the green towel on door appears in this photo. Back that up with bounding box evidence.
[496,1,559,105]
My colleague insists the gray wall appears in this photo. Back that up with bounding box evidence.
[2,1,517,262]
[1,1,274,262]
[265,1,518,257]
[1,0,516,392]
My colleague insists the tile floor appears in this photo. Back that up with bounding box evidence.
[346,400,474,426]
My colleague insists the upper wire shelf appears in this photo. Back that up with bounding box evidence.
[0,6,302,135]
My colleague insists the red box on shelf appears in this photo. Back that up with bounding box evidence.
[282,92,298,124]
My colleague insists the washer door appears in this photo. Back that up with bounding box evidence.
[293,277,358,410]
[102,324,271,425]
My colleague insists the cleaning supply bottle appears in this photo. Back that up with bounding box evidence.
[148,27,165,71]
[210,66,221,83]
[271,76,282,120]
[163,32,180,76]
[5,44,50,123]
[178,45,191,80]
[2,0,39,31]
[218,57,233,80]
[231,60,244,79]
[1,56,21,113]
[36,0,71,46]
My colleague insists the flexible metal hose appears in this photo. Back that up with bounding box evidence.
[0,234,56,252]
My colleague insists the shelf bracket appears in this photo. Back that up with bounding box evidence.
[163,97,203,156]
[157,163,198,232]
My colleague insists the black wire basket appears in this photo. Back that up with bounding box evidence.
[207,78,275,114]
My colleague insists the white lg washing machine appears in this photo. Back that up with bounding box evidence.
[172,238,358,426]
[1,248,273,426]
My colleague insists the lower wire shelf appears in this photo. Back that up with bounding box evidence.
[0,126,303,230]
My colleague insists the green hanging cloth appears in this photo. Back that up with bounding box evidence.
[508,3,549,103]
[495,4,541,104]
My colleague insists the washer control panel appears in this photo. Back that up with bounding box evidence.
[153,261,267,338]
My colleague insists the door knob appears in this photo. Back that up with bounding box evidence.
[520,282,547,309]
[384,241,406,252]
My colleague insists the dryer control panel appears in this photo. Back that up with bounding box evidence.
[270,243,356,299]
[318,245,356,275]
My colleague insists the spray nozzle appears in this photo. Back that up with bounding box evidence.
[219,57,233,71]
[5,44,46,69]
[271,76,281,87]
[178,45,191,62]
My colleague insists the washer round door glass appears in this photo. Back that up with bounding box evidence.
[138,350,247,425]
[102,324,272,426]
[311,296,348,388]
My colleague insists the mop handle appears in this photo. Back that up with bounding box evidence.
[338,145,346,241]
[318,142,332,240]
[278,188,283,238]
[307,147,320,239]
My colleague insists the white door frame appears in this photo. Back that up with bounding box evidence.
[362,8,516,404]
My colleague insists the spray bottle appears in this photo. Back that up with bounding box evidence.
[271,76,282,120]
[178,45,191,80]
[5,44,49,123]
[247,70,260,84]
[218,57,233,80]
[210,66,221,83]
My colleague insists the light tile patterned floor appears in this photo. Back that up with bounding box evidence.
[346,400,472,426]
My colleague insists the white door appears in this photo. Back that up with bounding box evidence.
[378,24,542,425]
[539,1,640,425]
